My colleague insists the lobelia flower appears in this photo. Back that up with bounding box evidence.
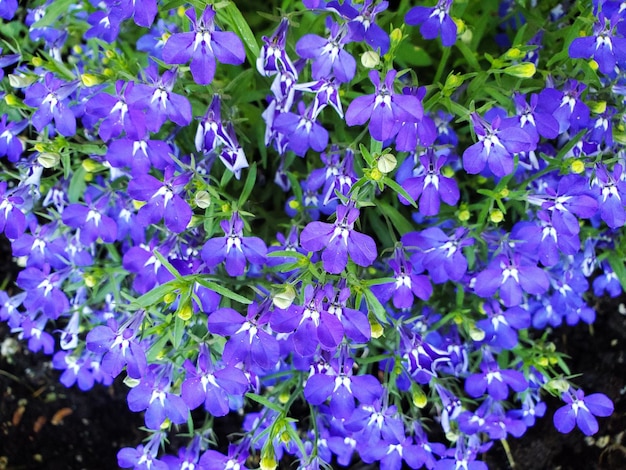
[465,356,528,401]
[402,226,474,284]
[195,94,224,154]
[0,0,17,20]
[198,441,251,470]
[86,315,147,379]
[342,0,390,54]
[300,203,377,274]
[257,18,298,77]
[85,80,146,141]
[118,433,168,470]
[16,265,70,320]
[296,20,356,83]
[476,300,530,350]
[106,130,174,173]
[181,344,249,417]
[593,261,622,298]
[0,47,19,82]
[116,0,158,28]
[217,121,250,179]
[201,212,267,277]
[370,248,432,310]
[462,112,533,177]
[127,166,192,233]
[293,77,344,119]
[345,69,423,142]
[395,87,437,151]
[207,301,280,372]
[324,281,371,344]
[62,195,118,245]
[538,79,590,134]
[553,388,613,436]
[0,116,27,163]
[85,3,126,43]
[569,12,626,75]
[127,366,189,430]
[129,61,192,133]
[406,0,457,47]
[162,6,245,85]
[273,101,329,156]
[0,181,27,240]
[398,149,460,216]
[23,72,78,137]
[137,19,178,59]
[473,251,549,307]
[122,243,176,294]
[304,353,383,419]
[502,92,560,146]
[592,163,626,228]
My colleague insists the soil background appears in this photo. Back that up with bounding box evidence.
[1,226,625,470]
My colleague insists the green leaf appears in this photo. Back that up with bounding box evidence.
[132,280,181,309]
[193,277,252,304]
[363,288,389,324]
[154,250,183,280]
[238,162,257,207]
[68,165,87,204]
[377,201,414,235]
[382,176,417,208]
[246,392,284,413]
[33,0,73,28]
[216,2,260,65]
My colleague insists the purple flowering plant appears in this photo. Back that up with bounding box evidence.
[0,0,624,469]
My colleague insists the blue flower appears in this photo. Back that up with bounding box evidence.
[162,6,245,85]
[406,0,457,47]
[553,388,613,436]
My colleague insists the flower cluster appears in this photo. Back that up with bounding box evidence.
[0,0,623,469]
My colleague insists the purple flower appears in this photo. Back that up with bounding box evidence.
[569,13,626,75]
[16,265,69,320]
[343,0,390,54]
[553,388,613,436]
[23,72,78,137]
[398,149,460,216]
[345,69,423,142]
[181,344,249,416]
[0,117,27,162]
[257,18,298,77]
[465,359,528,400]
[127,166,192,234]
[201,213,267,277]
[0,0,18,20]
[273,101,329,156]
[162,6,245,85]
[300,204,377,274]
[0,181,27,240]
[463,112,533,177]
[118,434,168,470]
[127,369,189,430]
[406,0,457,47]
[62,197,118,245]
[592,163,626,229]
[296,21,356,83]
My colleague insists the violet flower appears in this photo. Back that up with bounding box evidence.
[162,6,245,85]
[553,388,613,436]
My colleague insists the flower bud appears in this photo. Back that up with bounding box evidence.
[443,73,463,96]
[570,159,585,174]
[82,158,103,173]
[361,50,380,68]
[38,152,61,168]
[469,325,486,341]
[31,56,44,67]
[4,93,21,106]
[177,302,193,321]
[490,209,504,224]
[503,62,536,78]
[84,274,97,288]
[8,74,36,88]
[504,47,525,60]
[458,208,470,222]
[377,153,397,173]
[273,284,296,310]
[412,386,428,408]
[195,190,212,208]
[589,100,607,114]
[163,292,177,304]
[81,73,100,87]
[390,28,403,44]
[369,167,383,181]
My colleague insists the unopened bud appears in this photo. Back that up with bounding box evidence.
[8,74,36,88]
[163,292,177,304]
[369,167,383,181]
[390,28,403,44]
[82,158,102,173]
[469,325,486,341]
[31,56,44,67]
[589,100,607,114]
[177,302,193,321]
[490,209,504,224]
[377,153,397,174]
[195,190,211,208]
[443,73,464,96]
[504,62,536,78]
[458,208,470,222]
[571,159,585,174]
[273,284,296,310]
[504,47,525,60]
[412,387,428,408]
[80,73,100,87]
[369,314,384,338]
[361,50,380,68]
[589,59,599,71]
[84,274,97,288]
[453,18,466,36]
[4,93,20,106]
[38,152,61,168]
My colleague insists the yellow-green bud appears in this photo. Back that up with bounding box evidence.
[163,292,177,304]
[369,167,383,181]
[377,153,397,174]
[38,152,61,169]
[4,93,20,106]
[589,59,599,71]
[469,325,486,341]
[390,28,403,44]
[361,50,380,68]
[278,392,290,404]
[31,56,44,67]
[453,18,466,35]
[498,188,510,198]
[288,199,300,210]
[81,74,100,87]
[443,73,463,96]
[73,45,83,55]
[177,302,193,321]
[504,47,525,60]
[490,209,504,224]
[369,315,384,338]
[589,100,607,114]
[503,62,536,78]
[195,190,212,209]
[273,284,296,310]
[84,274,97,288]
[571,159,585,174]
[458,208,470,222]
[548,378,570,394]
[82,158,102,173]
[412,387,428,408]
